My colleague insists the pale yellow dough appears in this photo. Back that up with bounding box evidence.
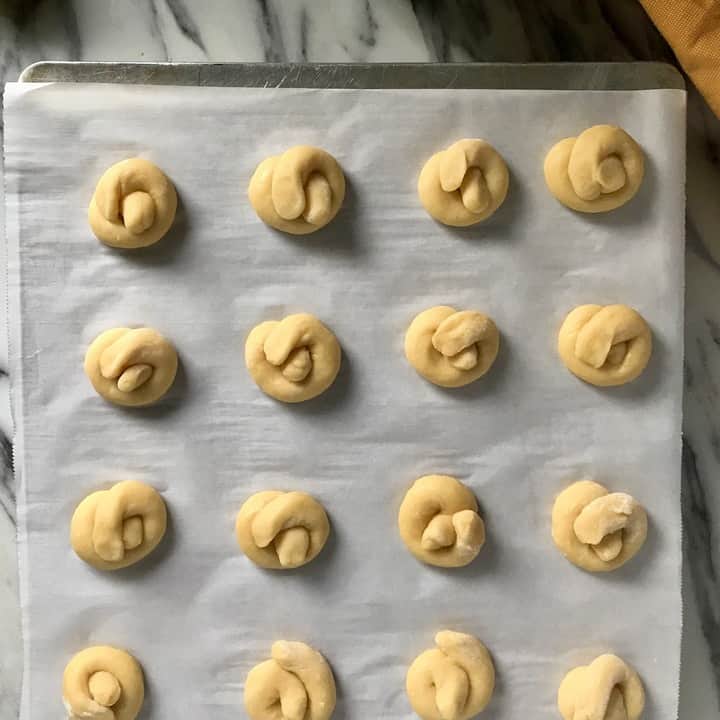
[248,145,345,234]
[557,304,652,387]
[245,313,341,403]
[558,654,645,720]
[84,327,178,406]
[405,306,499,388]
[236,490,330,569]
[71,480,168,571]
[544,125,644,213]
[407,631,495,720]
[89,158,177,248]
[418,139,509,226]
[244,641,336,720]
[63,645,144,720]
[552,479,647,573]
[398,475,485,568]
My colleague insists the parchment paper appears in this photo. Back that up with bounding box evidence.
[4,82,686,720]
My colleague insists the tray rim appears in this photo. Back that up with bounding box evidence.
[17,60,685,91]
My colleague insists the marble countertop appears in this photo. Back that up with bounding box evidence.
[1,1,719,718]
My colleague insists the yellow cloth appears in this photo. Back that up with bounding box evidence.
[641,0,720,117]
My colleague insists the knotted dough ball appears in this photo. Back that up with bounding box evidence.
[398,475,485,568]
[558,654,645,720]
[71,480,167,571]
[558,304,652,387]
[84,327,178,406]
[236,490,330,570]
[552,479,647,573]
[244,641,336,720]
[89,158,177,248]
[407,631,495,720]
[248,146,345,234]
[245,313,341,403]
[418,139,509,226]
[544,125,644,213]
[405,306,499,388]
[63,646,144,720]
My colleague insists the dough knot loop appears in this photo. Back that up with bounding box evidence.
[558,654,645,720]
[89,158,177,248]
[71,480,167,571]
[398,475,485,568]
[418,139,509,226]
[236,491,330,569]
[248,145,346,234]
[544,125,644,213]
[405,306,500,388]
[558,305,652,387]
[406,631,495,720]
[63,646,144,720]
[244,641,336,720]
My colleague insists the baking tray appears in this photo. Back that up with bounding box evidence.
[19,60,684,90]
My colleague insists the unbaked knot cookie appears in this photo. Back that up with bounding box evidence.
[398,475,485,568]
[544,125,644,213]
[418,139,509,226]
[558,304,652,387]
[89,158,177,248]
[407,631,495,720]
[248,145,345,234]
[84,327,178,406]
[63,645,144,720]
[236,490,330,569]
[71,480,168,571]
[244,641,336,720]
[552,479,647,573]
[245,313,341,403]
[558,654,645,720]
[405,306,499,388]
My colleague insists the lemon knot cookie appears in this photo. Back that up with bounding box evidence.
[85,327,178,406]
[71,480,168,571]
[245,641,337,720]
[558,304,652,387]
[63,646,144,720]
[399,475,485,568]
[245,313,341,403]
[236,490,329,570]
[552,479,647,573]
[405,306,499,388]
[89,158,177,248]
[407,631,495,720]
[418,139,509,226]
[544,125,644,213]
[248,145,346,234]
[558,654,645,720]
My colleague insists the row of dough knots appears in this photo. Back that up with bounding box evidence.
[405,306,500,388]
[552,479,648,572]
[245,313,342,403]
[398,475,485,568]
[244,641,337,720]
[84,327,178,406]
[70,480,168,571]
[559,654,645,720]
[235,491,330,569]
[407,631,495,720]
[63,646,145,720]
[87,126,643,251]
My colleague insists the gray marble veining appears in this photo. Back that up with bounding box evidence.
[1,1,719,718]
